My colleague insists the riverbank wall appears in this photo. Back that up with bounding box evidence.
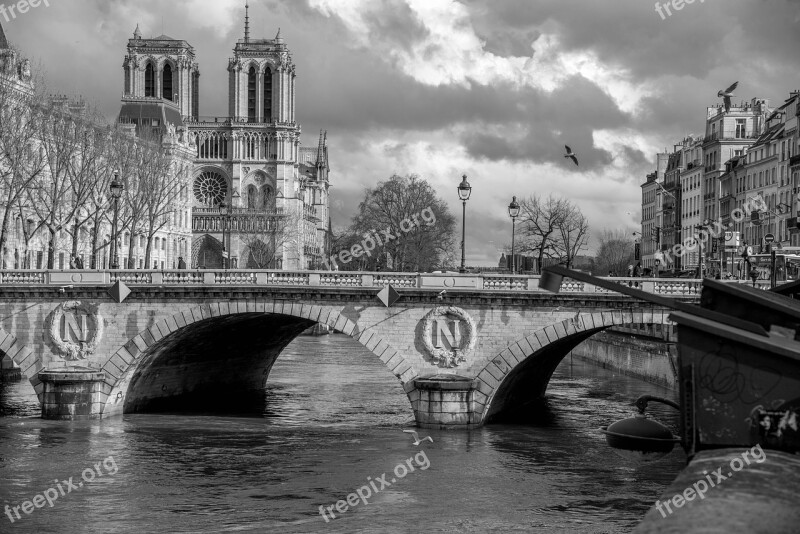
[570,325,678,389]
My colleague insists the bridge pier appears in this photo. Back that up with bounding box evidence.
[38,367,107,420]
[412,375,479,429]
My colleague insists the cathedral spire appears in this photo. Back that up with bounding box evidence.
[316,130,324,168]
[133,23,141,40]
[244,1,250,43]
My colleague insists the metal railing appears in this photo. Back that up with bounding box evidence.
[0,270,772,294]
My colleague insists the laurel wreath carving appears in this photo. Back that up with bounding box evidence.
[48,301,103,361]
[421,306,477,368]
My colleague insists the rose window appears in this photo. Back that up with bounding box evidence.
[193,172,228,206]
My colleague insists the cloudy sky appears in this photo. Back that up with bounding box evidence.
[4,0,800,265]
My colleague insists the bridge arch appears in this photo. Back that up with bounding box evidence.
[0,328,41,401]
[100,301,418,417]
[478,309,673,424]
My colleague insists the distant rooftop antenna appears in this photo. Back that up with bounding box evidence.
[244,1,250,43]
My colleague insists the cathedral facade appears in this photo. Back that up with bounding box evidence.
[119,8,330,270]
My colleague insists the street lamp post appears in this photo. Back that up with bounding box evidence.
[508,196,520,274]
[457,174,472,274]
[692,219,712,278]
[109,172,124,270]
[219,201,229,270]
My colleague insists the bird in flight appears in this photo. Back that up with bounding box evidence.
[564,145,578,166]
[403,429,433,446]
[718,81,738,112]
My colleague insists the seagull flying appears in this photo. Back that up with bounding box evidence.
[403,429,433,446]
[437,290,446,300]
[718,81,738,112]
[564,145,578,166]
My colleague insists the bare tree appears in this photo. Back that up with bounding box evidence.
[141,149,185,270]
[518,194,588,272]
[593,229,635,276]
[556,209,590,268]
[26,104,89,268]
[120,142,152,269]
[65,107,108,263]
[0,71,46,267]
[346,174,455,272]
[84,128,124,268]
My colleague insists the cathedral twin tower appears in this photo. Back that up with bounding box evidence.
[118,4,330,271]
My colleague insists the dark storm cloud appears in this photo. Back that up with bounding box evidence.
[467,0,800,80]
[276,2,631,170]
[360,0,429,53]
[459,75,625,168]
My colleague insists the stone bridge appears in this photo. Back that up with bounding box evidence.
[0,270,707,428]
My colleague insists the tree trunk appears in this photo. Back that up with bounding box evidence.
[128,233,137,269]
[71,219,80,258]
[0,205,11,269]
[90,219,100,269]
[47,228,56,269]
[144,235,153,270]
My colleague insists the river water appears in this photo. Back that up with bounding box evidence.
[0,334,684,533]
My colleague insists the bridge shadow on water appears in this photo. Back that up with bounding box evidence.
[122,313,317,415]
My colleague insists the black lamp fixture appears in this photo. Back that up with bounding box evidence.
[109,172,124,270]
[219,200,229,269]
[457,174,472,273]
[508,196,520,274]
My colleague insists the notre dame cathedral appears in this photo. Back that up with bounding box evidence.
[118,3,330,270]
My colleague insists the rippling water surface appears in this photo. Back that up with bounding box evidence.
[0,334,684,533]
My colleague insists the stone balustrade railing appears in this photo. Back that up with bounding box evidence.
[0,270,774,295]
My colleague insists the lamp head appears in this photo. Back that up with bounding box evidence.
[109,172,124,199]
[457,174,472,201]
[508,196,520,218]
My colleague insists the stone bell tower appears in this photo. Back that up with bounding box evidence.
[122,24,200,120]
[227,3,296,124]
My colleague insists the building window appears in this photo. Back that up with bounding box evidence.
[247,67,257,122]
[163,64,173,101]
[263,67,272,122]
[735,119,746,139]
[193,171,228,207]
[145,63,155,97]
[247,184,257,209]
[262,186,273,209]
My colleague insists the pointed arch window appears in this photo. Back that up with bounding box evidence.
[247,185,258,209]
[263,67,272,122]
[163,64,173,101]
[247,67,256,122]
[262,186,273,210]
[145,63,155,97]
